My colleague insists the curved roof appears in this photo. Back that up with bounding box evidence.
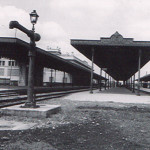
[71,32,150,81]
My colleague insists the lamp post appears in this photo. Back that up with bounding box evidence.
[24,10,39,108]
[30,10,39,32]
[9,10,41,108]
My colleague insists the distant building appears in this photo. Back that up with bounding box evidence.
[60,53,91,71]
[43,49,92,86]
[0,48,93,86]
[0,57,19,85]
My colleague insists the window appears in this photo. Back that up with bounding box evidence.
[12,61,15,66]
[7,69,19,76]
[8,61,18,66]
[2,61,5,66]
[0,68,4,76]
[8,61,11,66]
[0,61,5,66]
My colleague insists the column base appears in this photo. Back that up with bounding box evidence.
[21,102,40,108]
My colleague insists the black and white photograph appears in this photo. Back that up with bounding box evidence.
[0,0,150,149]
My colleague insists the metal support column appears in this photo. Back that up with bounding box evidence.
[99,68,102,91]
[137,49,141,96]
[105,72,107,90]
[55,69,56,85]
[63,72,65,87]
[110,76,111,88]
[131,77,132,91]
[50,69,53,87]
[90,47,94,94]
[108,74,109,89]
[132,75,135,93]
[129,79,130,89]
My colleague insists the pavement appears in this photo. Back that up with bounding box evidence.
[64,87,150,104]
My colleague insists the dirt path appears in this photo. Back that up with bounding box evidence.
[1,96,150,150]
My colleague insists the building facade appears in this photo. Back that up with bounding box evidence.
[0,58,19,85]
[0,49,93,86]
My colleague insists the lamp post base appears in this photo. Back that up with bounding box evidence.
[21,102,40,108]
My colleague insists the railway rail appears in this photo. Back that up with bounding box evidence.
[0,88,91,108]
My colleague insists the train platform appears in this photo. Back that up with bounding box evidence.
[1,86,150,130]
[64,87,150,104]
[138,87,150,94]
[1,87,150,149]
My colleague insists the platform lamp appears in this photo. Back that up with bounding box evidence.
[30,10,39,32]
[24,10,39,108]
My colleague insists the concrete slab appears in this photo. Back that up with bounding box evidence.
[0,120,36,130]
[64,87,150,104]
[0,104,61,118]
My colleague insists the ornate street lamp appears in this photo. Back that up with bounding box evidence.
[30,10,39,32]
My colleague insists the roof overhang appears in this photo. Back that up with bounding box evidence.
[136,74,150,82]
[0,37,106,80]
[71,32,150,81]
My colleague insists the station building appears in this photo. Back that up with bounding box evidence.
[0,49,94,86]
[0,57,19,85]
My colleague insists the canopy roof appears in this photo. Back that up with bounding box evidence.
[71,32,150,81]
[137,74,150,82]
[0,37,106,80]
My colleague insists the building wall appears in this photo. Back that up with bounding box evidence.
[43,68,72,86]
[0,58,73,86]
[0,58,19,85]
[0,51,93,87]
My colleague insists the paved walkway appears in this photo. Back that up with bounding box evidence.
[139,87,150,93]
[64,87,150,104]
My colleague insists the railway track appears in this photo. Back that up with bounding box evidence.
[0,88,90,108]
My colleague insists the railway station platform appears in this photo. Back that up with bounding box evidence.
[64,87,150,104]
[137,87,150,94]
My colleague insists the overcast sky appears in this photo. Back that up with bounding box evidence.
[0,0,150,78]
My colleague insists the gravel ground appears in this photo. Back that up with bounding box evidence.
[1,95,150,150]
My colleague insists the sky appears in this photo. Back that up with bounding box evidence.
[0,0,150,79]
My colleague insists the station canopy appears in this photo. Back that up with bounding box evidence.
[137,74,150,82]
[71,32,150,81]
[0,37,106,81]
